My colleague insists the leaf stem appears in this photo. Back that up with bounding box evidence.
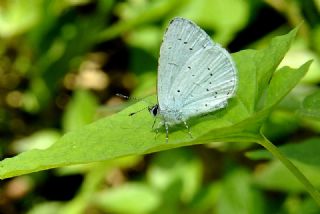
[258,135,320,206]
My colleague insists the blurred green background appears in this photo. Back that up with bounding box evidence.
[0,0,320,213]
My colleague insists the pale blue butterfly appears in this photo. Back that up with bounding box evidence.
[147,17,237,142]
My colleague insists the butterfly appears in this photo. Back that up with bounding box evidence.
[147,17,237,143]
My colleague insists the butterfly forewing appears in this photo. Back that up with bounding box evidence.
[158,17,213,110]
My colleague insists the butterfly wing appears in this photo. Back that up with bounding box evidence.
[158,17,213,111]
[170,45,237,119]
[157,17,237,123]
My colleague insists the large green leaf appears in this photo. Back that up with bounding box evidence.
[0,26,310,179]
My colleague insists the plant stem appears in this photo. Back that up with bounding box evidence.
[258,135,320,206]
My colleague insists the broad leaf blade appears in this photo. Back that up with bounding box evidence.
[0,98,254,179]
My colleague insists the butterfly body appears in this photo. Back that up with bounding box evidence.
[149,104,183,125]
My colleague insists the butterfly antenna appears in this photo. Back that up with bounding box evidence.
[116,93,152,116]
[116,93,140,101]
[116,93,153,106]
[128,107,148,116]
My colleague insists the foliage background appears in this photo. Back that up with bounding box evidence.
[0,0,320,213]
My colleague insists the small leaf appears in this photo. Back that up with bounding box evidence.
[62,90,98,132]
[231,26,300,113]
[246,138,320,167]
[147,149,202,202]
[0,0,40,37]
[264,60,312,109]
[217,169,265,214]
[255,27,299,104]
[94,183,160,213]
[298,90,320,119]
[253,160,320,192]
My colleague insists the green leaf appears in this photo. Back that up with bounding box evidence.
[232,50,258,115]
[298,90,320,119]
[94,183,160,213]
[27,202,63,214]
[264,60,312,109]
[62,90,98,132]
[0,26,310,179]
[0,0,41,37]
[189,183,221,213]
[246,138,320,167]
[227,26,300,115]
[255,27,299,107]
[97,0,187,42]
[253,160,320,192]
[179,0,249,45]
[217,169,265,214]
[11,129,61,153]
[59,157,142,214]
[147,149,202,202]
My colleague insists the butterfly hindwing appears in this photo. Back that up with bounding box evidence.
[167,45,237,119]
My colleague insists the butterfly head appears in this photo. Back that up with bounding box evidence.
[148,104,159,117]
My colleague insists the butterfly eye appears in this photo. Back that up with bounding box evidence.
[148,105,159,117]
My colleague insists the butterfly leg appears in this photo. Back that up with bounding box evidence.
[152,117,163,140]
[152,117,157,130]
[183,120,193,139]
[154,122,162,140]
[154,128,159,140]
[164,122,169,143]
